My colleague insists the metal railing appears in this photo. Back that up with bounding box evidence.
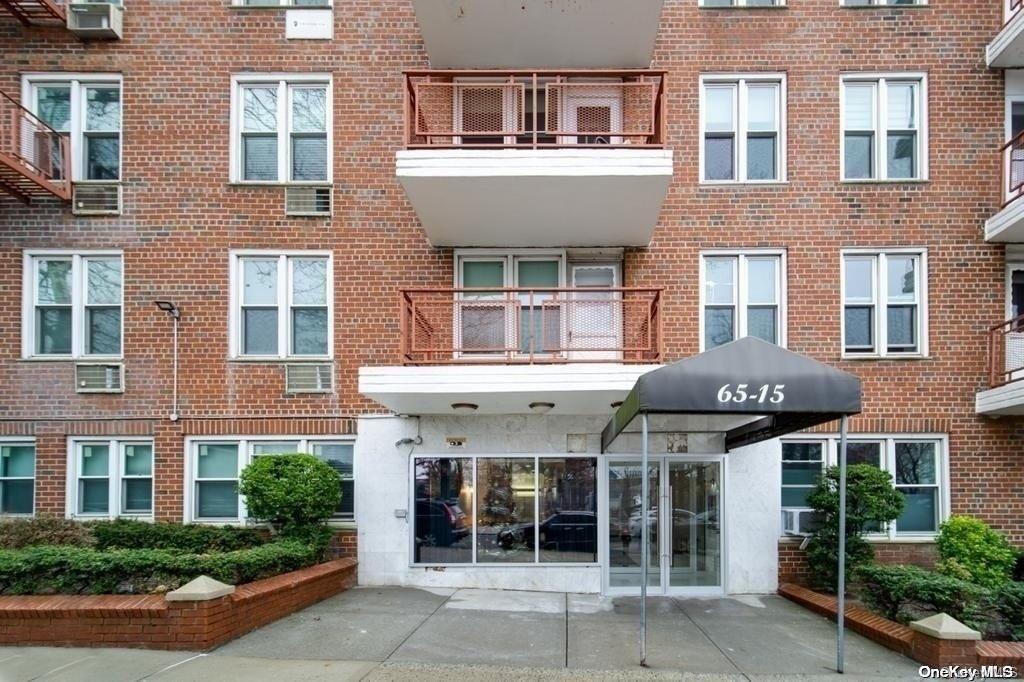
[1006,0,1023,27]
[400,287,663,365]
[0,89,71,200]
[404,69,667,149]
[1001,129,1024,208]
[988,314,1024,387]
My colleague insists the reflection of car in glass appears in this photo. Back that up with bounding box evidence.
[627,507,696,538]
[496,511,597,553]
[415,498,470,547]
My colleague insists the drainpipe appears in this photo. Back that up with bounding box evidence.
[836,414,849,674]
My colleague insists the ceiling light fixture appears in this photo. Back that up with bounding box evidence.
[529,401,555,415]
[451,402,478,414]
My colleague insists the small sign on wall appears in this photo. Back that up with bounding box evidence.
[285,9,332,40]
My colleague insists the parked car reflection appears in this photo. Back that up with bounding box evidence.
[496,511,597,555]
[414,498,470,547]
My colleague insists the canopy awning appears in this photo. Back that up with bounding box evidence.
[601,337,862,452]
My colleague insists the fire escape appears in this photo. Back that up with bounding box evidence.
[0,90,71,204]
[0,0,65,25]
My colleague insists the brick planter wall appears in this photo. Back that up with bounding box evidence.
[0,558,357,650]
[778,540,937,586]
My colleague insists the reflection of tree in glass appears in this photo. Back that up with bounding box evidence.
[896,442,932,485]
[88,260,121,304]
[38,261,72,303]
[87,89,120,131]
[244,88,278,132]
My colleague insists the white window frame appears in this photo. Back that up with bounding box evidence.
[65,438,154,520]
[841,0,927,6]
[183,436,355,524]
[699,249,787,352]
[229,74,332,185]
[780,434,949,539]
[699,0,787,6]
[699,73,787,184]
[229,250,334,360]
[0,438,36,518]
[22,250,124,360]
[840,73,928,182]
[22,73,123,184]
[840,248,928,359]
[779,438,825,522]
[233,0,332,6]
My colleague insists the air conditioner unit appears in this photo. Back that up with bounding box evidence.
[66,2,124,39]
[781,509,822,537]
[285,186,332,217]
[285,363,333,394]
[73,183,121,215]
[75,363,124,394]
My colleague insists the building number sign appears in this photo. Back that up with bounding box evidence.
[717,384,785,405]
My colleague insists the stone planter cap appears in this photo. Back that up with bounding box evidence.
[166,576,236,602]
[910,613,982,641]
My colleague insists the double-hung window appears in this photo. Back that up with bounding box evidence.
[232,75,331,183]
[842,250,926,357]
[701,251,785,350]
[701,75,785,183]
[0,442,35,516]
[68,439,153,518]
[231,252,332,359]
[24,75,122,182]
[24,251,123,359]
[842,74,926,181]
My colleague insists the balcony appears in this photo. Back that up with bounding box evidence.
[410,0,665,69]
[0,0,65,25]
[977,315,1024,415]
[989,0,1024,67]
[984,131,1024,241]
[397,70,674,248]
[359,287,664,415]
[0,90,71,204]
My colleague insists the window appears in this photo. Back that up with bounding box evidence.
[701,251,784,350]
[842,250,926,357]
[413,456,598,565]
[0,442,35,516]
[24,251,123,359]
[780,436,947,537]
[231,75,331,183]
[24,75,122,182]
[188,437,353,522]
[701,75,785,182]
[231,252,332,359]
[841,75,926,181]
[68,440,153,518]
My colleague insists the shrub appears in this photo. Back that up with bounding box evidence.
[935,516,1017,589]
[0,517,96,549]
[856,564,991,634]
[994,581,1024,642]
[89,519,266,553]
[804,464,905,592]
[239,454,340,533]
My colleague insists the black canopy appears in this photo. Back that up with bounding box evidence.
[601,337,862,452]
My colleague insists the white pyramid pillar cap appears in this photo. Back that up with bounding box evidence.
[166,575,236,602]
[910,613,981,640]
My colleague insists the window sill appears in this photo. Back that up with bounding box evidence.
[839,178,929,185]
[699,180,790,187]
[228,357,333,363]
[227,181,332,188]
[779,534,936,543]
[226,4,332,9]
[328,520,356,530]
[699,3,787,8]
[841,353,929,361]
[20,356,124,363]
[841,3,929,8]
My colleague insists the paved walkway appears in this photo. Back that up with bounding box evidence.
[0,587,923,681]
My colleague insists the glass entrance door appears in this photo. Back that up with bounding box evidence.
[605,457,723,595]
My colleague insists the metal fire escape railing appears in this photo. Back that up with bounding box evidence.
[0,89,72,203]
[0,0,65,24]
[987,314,1024,388]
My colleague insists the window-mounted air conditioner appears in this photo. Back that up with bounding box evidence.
[75,363,124,393]
[67,2,124,39]
[781,509,822,537]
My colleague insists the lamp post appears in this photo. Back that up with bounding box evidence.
[154,301,180,422]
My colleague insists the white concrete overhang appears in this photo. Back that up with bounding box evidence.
[985,197,1024,242]
[976,382,1024,416]
[410,0,665,69]
[359,363,661,416]
[988,13,1024,69]
[396,149,674,247]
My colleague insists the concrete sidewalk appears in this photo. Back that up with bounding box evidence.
[0,587,923,681]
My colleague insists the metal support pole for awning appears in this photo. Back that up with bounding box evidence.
[639,413,649,666]
[836,414,849,674]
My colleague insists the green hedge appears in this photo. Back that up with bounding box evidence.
[88,519,267,553]
[0,540,321,595]
[0,517,96,550]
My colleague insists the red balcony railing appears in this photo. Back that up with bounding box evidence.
[0,0,65,25]
[0,89,71,203]
[400,288,663,365]
[404,70,667,149]
[1001,129,1024,208]
[987,314,1024,387]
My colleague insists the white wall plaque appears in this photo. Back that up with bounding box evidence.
[285,9,332,40]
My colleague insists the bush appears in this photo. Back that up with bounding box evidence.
[0,540,320,595]
[89,519,266,553]
[239,454,340,532]
[994,581,1024,642]
[804,464,905,592]
[936,516,1017,589]
[0,517,96,549]
[856,564,991,634]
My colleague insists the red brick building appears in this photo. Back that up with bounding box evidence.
[0,0,1020,594]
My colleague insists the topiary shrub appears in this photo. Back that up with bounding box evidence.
[239,454,340,536]
[804,463,905,593]
[856,564,991,633]
[0,517,96,549]
[88,519,267,553]
[935,516,1017,589]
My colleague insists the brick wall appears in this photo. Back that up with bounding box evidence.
[779,539,938,586]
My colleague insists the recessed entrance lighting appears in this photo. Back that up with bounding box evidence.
[451,402,478,414]
[529,402,555,415]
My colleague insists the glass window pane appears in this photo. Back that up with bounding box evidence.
[519,307,561,355]
[887,256,916,302]
[887,83,917,130]
[705,307,735,350]
[844,84,875,130]
[461,306,506,351]
[782,486,813,508]
[887,132,916,179]
[86,307,121,355]
[539,458,597,564]
[339,478,354,517]
[85,87,120,132]
[462,260,504,288]
[746,136,776,181]
[887,305,916,350]
[704,136,734,180]
[79,479,109,514]
[896,487,937,532]
[517,260,559,288]
[36,308,71,355]
[312,442,353,518]
[844,133,874,179]
[705,86,735,132]
[844,307,873,350]
[291,135,327,182]
[124,444,152,476]
[243,135,278,181]
[243,309,279,355]
[87,259,121,305]
[782,461,821,487]
[197,443,238,478]
[122,479,152,513]
[291,87,327,132]
[80,444,109,476]
[37,259,72,304]
[252,442,300,455]
[244,87,278,132]
[414,458,473,564]
[747,85,777,132]
[782,443,824,463]
[846,442,882,468]
[0,480,33,514]
[85,135,120,180]
[476,458,536,563]
[747,258,777,305]
[292,259,328,305]
[196,481,238,518]
[292,308,328,355]
[705,258,735,305]
[844,258,874,302]
[747,307,777,344]
[36,86,71,131]
[895,442,936,485]
[0,446,35,478]
[243,259,278,305]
